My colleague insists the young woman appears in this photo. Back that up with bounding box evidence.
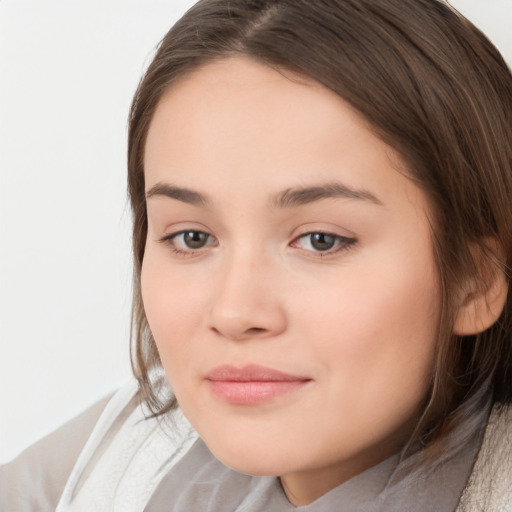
[2,0,511,510]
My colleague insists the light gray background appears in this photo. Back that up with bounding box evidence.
[1,0,511,463]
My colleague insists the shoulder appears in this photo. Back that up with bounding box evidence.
[457,404,512,512]
[0,391,113,512]
[55,378,198,511]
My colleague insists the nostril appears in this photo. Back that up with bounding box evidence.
[246,327,266,335]
[209,325,267,340]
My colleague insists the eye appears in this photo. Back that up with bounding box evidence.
[178,231,211,249]
[160,230,217,254]
[292,232,356,254]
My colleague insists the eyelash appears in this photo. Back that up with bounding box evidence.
[159,230,357,257]
[290,232,357,255]
[159,230,217,257]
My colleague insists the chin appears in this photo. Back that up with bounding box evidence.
[213,451,288,477]
[202,434,304,477]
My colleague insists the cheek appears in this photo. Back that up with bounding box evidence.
[140,249,207,363]
[299,256,439,346]
[297,247,441,409]
[141,257,206,407]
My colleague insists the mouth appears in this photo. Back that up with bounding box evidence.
[205,364,312,405]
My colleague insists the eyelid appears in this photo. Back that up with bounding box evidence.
[159,228,218,256]
[290,230,357,255]
[156,221,214,244]
[156,224,356,258]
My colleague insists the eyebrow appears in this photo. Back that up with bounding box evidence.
[146,183,210,207]
[273,182,382,208]
[145,181,382,209]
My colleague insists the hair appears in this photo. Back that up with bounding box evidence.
[127,0,512,470]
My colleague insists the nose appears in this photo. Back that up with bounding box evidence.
[208,252,287,341]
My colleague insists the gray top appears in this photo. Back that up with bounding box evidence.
[1,385,481,512]
[145,432,479,512]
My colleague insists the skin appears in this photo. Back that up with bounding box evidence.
[141,57,442,505]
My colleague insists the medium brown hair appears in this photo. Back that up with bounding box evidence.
[128,0,512,467]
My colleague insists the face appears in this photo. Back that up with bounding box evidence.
[141,57,441,505]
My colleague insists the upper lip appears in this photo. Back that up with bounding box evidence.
[206,364,311,382]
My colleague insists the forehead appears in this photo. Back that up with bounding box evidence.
[146,57,354,155]
[144,56,428,218]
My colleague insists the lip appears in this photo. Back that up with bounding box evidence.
[205,364,311,405]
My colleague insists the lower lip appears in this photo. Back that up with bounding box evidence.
[207,380,309,405]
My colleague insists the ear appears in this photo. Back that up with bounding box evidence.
[453,240,508,336]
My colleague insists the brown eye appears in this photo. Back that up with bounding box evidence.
[291,232,356,255]
[161,230,217,254]
[182,231,210,249]
[309,233,336,251]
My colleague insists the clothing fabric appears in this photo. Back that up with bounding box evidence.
[457,403,512,511]
[0,393,112,512]
[1,379,511,511]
